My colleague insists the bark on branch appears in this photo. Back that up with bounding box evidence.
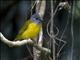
[0,32,51,53]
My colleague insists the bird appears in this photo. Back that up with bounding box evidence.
[14,13,42,40]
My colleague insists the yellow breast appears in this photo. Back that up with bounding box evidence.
[21,22,41,39]
[15,20,41,40]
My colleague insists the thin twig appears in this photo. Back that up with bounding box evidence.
[70,1,75,60]
[47,2,70,59]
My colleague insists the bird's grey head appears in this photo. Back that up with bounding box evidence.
[30,13,42,24]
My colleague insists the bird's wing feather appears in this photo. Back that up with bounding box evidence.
[15,20,32,40]
[18,20,32,34]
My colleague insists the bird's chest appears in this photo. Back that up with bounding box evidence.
[26,22,41,37]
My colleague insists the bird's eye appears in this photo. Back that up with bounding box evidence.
[36,18,39,20]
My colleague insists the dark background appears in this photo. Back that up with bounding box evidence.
[0,0,80,60]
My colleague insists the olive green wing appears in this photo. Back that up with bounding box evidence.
[15,20,32,40]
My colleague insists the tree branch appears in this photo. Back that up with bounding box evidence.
[0,32,33,47]
[0,32,50,53]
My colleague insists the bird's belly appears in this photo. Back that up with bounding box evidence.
[22,23,41,39]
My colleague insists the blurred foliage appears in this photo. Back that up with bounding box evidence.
[75,1,80,18]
